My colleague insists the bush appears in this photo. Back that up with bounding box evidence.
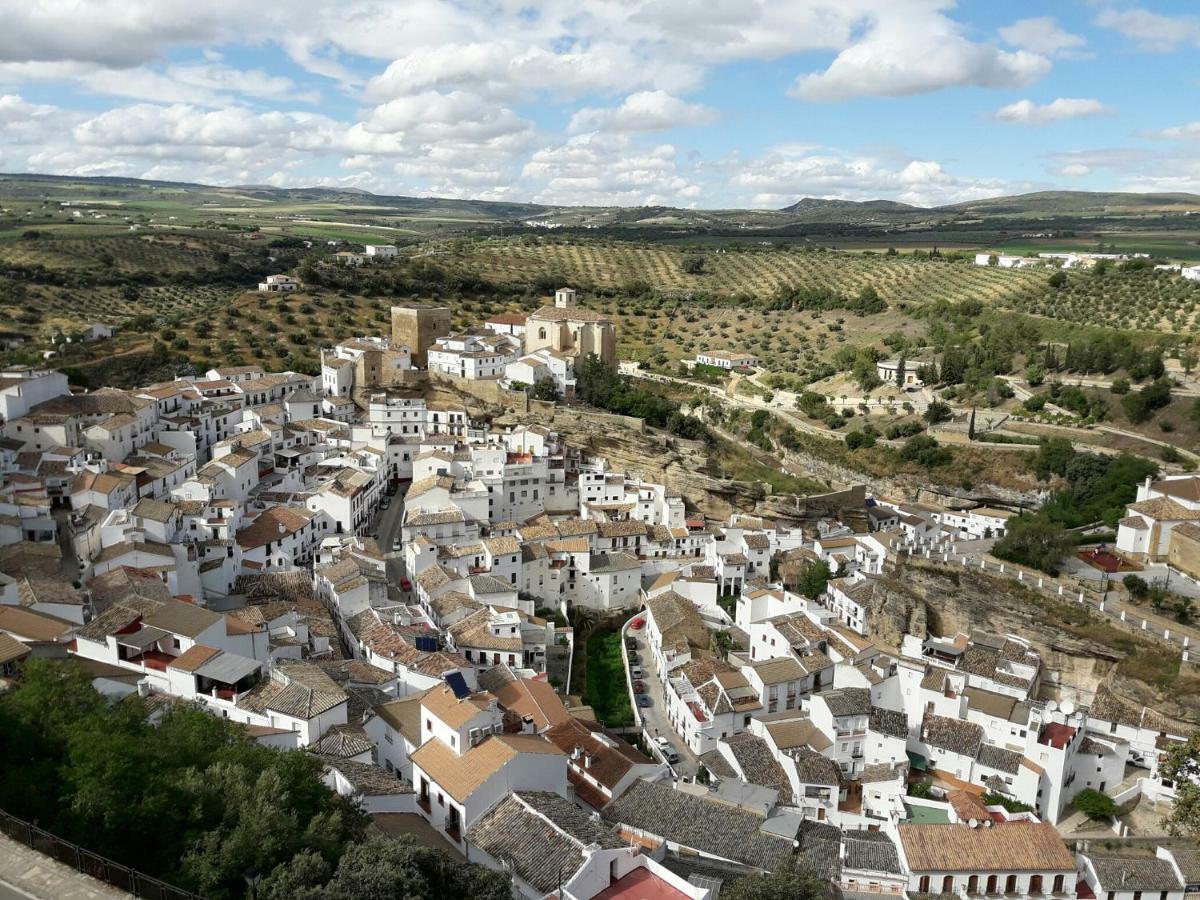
[1123,574,1149,600]
[845,430,877,450]
[884,421,925,440]
[993,515,1074,575]
[923,401,952,424]
[1074,788,1118,821]
[981,792,1034,813]
[1110,378,1130,395]
[900,435,952,468]
[1023,394,1047,413]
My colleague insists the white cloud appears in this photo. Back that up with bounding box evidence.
[523,134,702,206]
[728,144,1016,208]
[568,91,715,133]
[999,17,1087,57]
[1094,6,1200,52]
[790,9,1050,101]
[1153,122,1200,140]
[1060,164,1090,177]
[995,98,1113,125]
[362,91,533,144]
[0,1,250,67]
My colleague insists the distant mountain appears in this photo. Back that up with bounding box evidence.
[780,197,920,214]
[5,172,1200,231]
[937,190,1200,217]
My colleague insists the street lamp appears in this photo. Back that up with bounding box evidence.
[243,866,263,900]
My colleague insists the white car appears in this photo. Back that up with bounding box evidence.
[655,736,680,763]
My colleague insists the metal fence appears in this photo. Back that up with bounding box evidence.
[0,809,205,900]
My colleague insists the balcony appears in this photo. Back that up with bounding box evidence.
[417,796,431,814]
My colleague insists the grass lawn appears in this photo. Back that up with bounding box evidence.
[581,627,634,728]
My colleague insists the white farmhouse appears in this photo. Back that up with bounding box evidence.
[257,274,301,293]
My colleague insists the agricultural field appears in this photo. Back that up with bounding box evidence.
[1001,267,1200,333]
[443,237,1053,306]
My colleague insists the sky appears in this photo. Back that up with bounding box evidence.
[1,1,1199,209]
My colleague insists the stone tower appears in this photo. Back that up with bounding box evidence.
[390,304,451,368]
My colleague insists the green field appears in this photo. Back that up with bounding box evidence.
[580,628,634,728]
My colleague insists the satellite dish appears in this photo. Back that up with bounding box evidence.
[1045,699,1058,712]
[1060,700,1075,716]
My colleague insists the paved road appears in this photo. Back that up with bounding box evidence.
[371,486,411,602]
[625,625,700,778]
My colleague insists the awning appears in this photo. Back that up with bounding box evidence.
[116,626,169,650]
[907,751,928,771]
[195,653,262,685]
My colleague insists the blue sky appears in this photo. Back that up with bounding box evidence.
[1,1,1198,208]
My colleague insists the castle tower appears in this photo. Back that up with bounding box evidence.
[390,304,451,368]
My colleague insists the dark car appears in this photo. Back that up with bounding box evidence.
[632,680,647,694]
[399,577,412,592]
[627,651,640,664]
[636,695,652,708]
[625,636,637,650]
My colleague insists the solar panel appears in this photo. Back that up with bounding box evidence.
[445,671,471,699]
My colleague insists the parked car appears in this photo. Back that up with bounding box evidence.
[630,618,645,630]
[632,680,647,694]
[637,695,652,708]
[399,577,412,592]
[627,651,640,664]
[655,737,680,764]
[380,497,390,510]
[392,538,402,552]
[625,636,637,650]
[630,665,644,679]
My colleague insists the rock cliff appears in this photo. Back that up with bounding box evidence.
[872,559,1200,728]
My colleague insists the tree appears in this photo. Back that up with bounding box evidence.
[1181,349,1199,377]
[1032,437,1076,481]
[895,355,906,389]
[1073,788,1118,821]
[1025,362,1045,387]
[993,516,1074,576]
[722,859,831,900]
[263,835,513,900]
[923,401,952,425]
[900,435,952,468]
[528,377,559,401]
[681,254,705,275]
[797,560,831,600]
[712,630,736,660]
[967,407,976,440]
[1122,573,1149,600]
[1162,731,1200,839]
[1048,270,1067,288]
[569,605,598,636]
[845,430,876,450]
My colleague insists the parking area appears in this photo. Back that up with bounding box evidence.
[624,621,700,778]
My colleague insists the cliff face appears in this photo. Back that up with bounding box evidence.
[871,560,1200,727]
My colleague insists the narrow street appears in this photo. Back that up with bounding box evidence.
[371,486,410,602]
[624,622,700,779]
